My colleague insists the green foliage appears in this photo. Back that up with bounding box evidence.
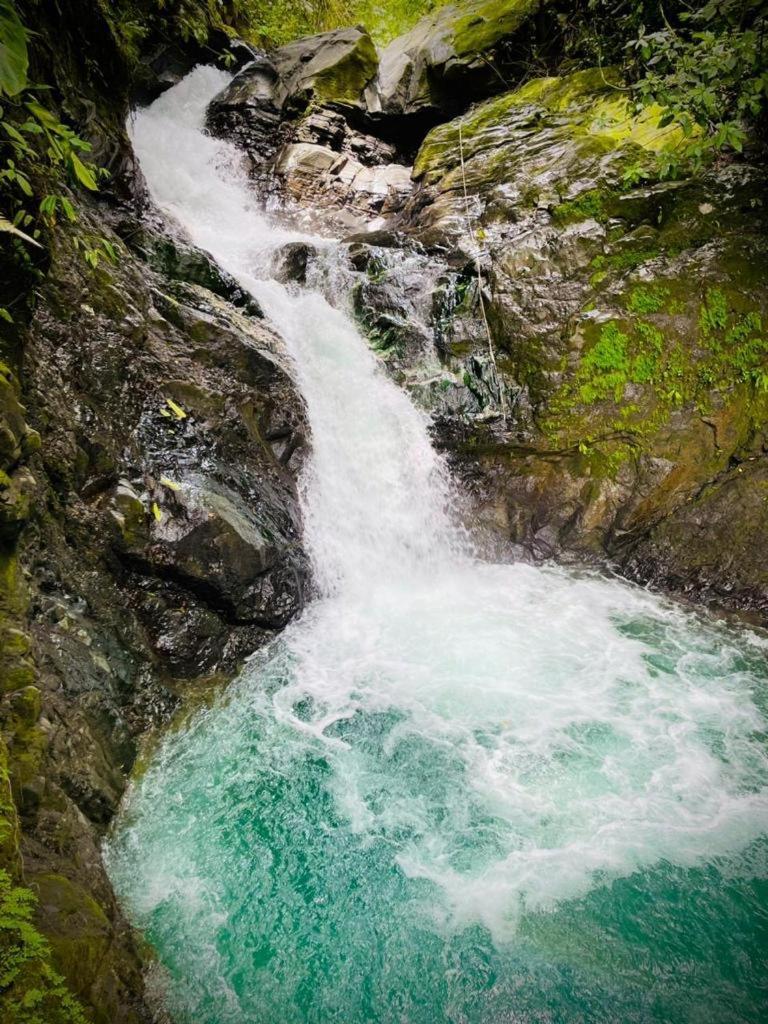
[0,0,115,318]
[561,2,767,175]
[698,286,728,334]
[576,321,631,402]
[0,0,27,98]
[0,869,88,1024]
[229,0,446,45]
[627,1,768,173]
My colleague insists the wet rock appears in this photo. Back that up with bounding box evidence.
[207,27,379,148]
[275,142,413,233]
[0,360,40,472]
[206,53,284,162]
[121,478,302,628]
[272,242,316,284]
[5,191,310,1021]
[210,74,415,233]
[349,68,768,619]
[619,457,768,619]
[124,225,263,316]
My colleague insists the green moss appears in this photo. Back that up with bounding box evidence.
[415,66,685,183]
[626,286,668,315]
[504,68,614,112]
[589,247,661,281]
[3,687,46,789]
[0,552,35,696]
[313,32,378,104]
[553,189,610,225]
[30,873,112,1007]
[452,0,540,58]
[0,741,20,873]
[543,282,768,459]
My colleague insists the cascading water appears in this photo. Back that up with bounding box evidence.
[105,67,768,1024]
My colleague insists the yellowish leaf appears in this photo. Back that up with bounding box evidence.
[151,502,162,522]
[165,398,187,420]
[160,476,181,491]
[0,213,42,247]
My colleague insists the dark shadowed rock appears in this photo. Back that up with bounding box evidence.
[115,477,302,627]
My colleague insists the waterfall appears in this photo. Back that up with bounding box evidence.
[106,67,768,1024]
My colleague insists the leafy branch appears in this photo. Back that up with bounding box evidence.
[0,0,117,321]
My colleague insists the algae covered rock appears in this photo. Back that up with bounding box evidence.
[369,67,768,617]
[377,0,546,118]
[410,67,686,230]
[273,26,379,111]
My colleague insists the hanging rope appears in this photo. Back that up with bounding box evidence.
[458,119,508,426]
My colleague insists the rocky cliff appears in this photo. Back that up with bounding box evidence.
[0,1,766,1021]
[207,7,767,618]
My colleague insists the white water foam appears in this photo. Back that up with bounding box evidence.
[116,66,768,947]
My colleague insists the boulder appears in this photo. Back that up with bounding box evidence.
[113,477,302,628]
[272,27,379,112]
[377,0,545,118]
[209,27,379,126]
[206,52,284,162]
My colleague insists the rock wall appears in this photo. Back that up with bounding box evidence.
[210,7,767,622]
[2,202,309,1020]
[1,8,308,1020]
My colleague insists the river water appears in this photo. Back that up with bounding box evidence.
[105,67,768,1023]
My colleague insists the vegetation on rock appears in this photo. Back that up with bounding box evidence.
[0,868,88,1024]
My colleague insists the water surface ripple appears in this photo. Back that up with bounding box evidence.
[106,67,768,1024]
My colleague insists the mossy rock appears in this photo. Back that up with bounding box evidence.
[31,873,111,998]
[377,0,544,116]
[0,550,36,696]
[0,362,39,474]
[414,67,684,189]
[274,27,379,111]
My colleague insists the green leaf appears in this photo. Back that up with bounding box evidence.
[0,212,41,247]
[15,171,32,196]
[3,121,27,144]
[39,194,57,216]
[59,195,76,221]
[26,99,59,127]
[69,152,98,191]
[0,0,28,97]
